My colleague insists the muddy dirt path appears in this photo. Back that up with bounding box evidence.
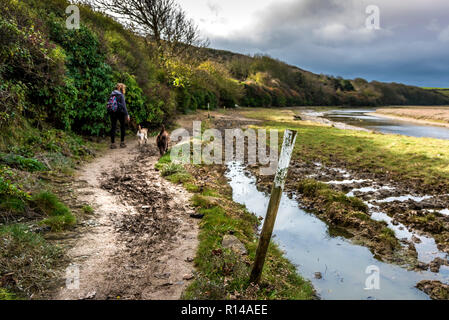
[54,139,198,300]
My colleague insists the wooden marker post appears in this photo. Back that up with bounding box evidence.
[250,129,298,284]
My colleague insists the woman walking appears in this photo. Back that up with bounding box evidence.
[108,83,130,149]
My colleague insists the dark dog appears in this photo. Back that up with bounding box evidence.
[156,125,170,156]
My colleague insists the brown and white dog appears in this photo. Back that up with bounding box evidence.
[156,125,170,156]
[137,125,148,146]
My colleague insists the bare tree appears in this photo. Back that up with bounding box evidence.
[86,0,208,57]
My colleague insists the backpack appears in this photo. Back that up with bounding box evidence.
[107,94,119,113]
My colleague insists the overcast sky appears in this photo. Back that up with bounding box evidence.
[181,0,449,87]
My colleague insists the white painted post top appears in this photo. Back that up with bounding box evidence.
[274,130,298,189]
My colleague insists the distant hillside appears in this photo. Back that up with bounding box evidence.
[203,48,449,108]
[2,0,449,139]
[423,88,449,98]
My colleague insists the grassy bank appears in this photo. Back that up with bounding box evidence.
[0,120,102,300]
[156,154,315,300]
[297,179,404,260]
[423,88,449,98]
[239,108,449,192]
[0,224,62,299]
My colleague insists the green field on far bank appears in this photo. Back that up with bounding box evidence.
[237,108,449,190]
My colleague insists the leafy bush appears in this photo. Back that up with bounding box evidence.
[196,61,244,108]
[0,79,27,128]
[0,167,28,222]
[0,153,47,172]
[176,88,218,112]
[0,5,65,126]
[45,21,115,135]
[0,11,65,87]
[0,174,29,200]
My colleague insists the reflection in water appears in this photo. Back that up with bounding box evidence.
[226,162,449,300]
[376,195,433,204]
[369,211,445,264]
[322,108,449,140]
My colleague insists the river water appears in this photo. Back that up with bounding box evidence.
[224,107,449,299]
[320,108,449,140]
[225,162,449,300]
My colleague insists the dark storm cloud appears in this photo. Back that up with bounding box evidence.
[207,0,449,87]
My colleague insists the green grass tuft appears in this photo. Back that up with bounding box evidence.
[155,152,172,171]
[166,172,193,184]
[184,183,200,193]
[82,205,94,215]
[31,191,76,231]
[350,211,371,221]
[160,163,184,177]
[380,227,399,248]
[32,191,70,216]
[192,194,215,209]
[297,179,329,197]
[40,214,77,232]
[298,179,369,213]
[157,155,193,185]
[202,188,221,197]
